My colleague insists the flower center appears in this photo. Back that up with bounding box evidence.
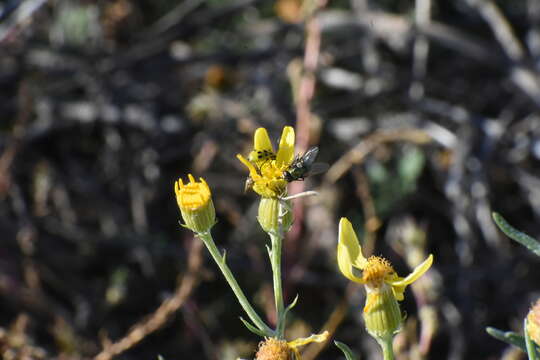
[362,256,395,288]
[256,338,291,360]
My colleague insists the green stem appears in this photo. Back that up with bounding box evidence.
[525,319,539,360]
[377,336,395,360]
[269,231,285,338]
[197,231,273,335]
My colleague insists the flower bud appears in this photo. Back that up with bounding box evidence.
[257,198,293,235]
[527,299,540,345]
[174,174,216,234]
[363,284,403,339]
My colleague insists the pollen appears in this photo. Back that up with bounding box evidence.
[255,338,291,360]
[362,256,395,287]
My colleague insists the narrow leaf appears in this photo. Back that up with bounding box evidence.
[277,294,299,335]
[492,213,540,257]
[239,317,273,337]
[334,341,358,360]
[486,327,527,351]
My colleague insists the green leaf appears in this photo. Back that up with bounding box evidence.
[157,356,165,360]
[334,341,358,360]
[492,213,540,256]
[486,327,527,351]
[525,319,540,360]
[277,294,299,336]
[239,317,273,337]
[399,146,425,185]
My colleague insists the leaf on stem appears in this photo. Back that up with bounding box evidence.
[486,327,527,351]
[240,317,274,337]
[492,212,540,257]
[277,294,299,335]
[334,341,358,360]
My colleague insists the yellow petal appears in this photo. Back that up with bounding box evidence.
[288,331,329,349]
[236,154,260,179]
[337,218,366,283]
[388,254,433,300]
[342,218,368,268]
[254,127,275,153]
[276,126,295,166]
[391,254,433,287]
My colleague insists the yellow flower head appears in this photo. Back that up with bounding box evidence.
[337,217,433,338]
[255,332,329,360]
[237,127,296,198]
[337,217,433,304]
[174,174,216,233]
[527,298,540,346]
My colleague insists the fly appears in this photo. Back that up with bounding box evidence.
[283,147,328,182]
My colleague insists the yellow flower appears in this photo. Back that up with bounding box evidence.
[174,174,216,233]
[255,332,329,360]
[337,217,433,337]
[527,299,540,346]
[237,127,296,198]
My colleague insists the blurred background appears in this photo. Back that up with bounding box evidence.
[1,0,540,359]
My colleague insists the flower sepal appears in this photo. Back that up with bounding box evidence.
[363,284,403,339]
[258,197,293,235]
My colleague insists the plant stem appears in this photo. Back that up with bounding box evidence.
[525,319,539,360]
[269,199,288,338]
[269,231,285,338]
[377,335,395,360]
[197,231,273,335]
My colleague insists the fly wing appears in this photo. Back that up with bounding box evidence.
[307,162,329,176]
[302,147,319,166]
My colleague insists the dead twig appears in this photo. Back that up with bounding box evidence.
[410,0,431,100]
[325,129,432,184]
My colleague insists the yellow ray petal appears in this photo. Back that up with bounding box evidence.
[388,254,433,300]
[288,331,329,349]
[236,154,260,179]
[341,218,368,269]
[337,218,366,283]
[254,127,274,152]
[276,126,295,166]
[389,254,433,287]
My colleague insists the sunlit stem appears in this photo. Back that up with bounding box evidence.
[377,335,395,360]
[197,231,274,335]
[269,200,287,339]
[525,318,539,360]
[281,190,318,201]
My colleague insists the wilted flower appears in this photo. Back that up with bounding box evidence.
[255,331,329,360]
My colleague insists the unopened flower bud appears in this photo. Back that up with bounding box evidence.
[257,198,293,235]
[174,174,216,233]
